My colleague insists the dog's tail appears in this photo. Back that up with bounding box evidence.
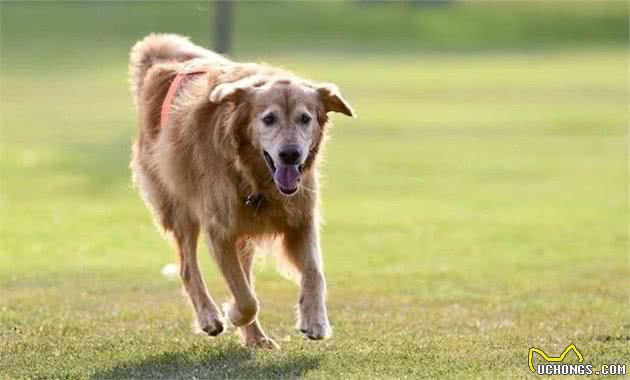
[128,33,213,106]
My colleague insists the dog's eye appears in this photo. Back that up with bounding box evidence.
[299,113,311,124]
[262,113,276,126]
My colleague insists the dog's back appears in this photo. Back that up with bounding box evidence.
[129,34,220,106]
[129,34,233,140]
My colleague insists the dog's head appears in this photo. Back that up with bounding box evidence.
[210,74,354,196]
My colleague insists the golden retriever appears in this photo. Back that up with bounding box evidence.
[128,34,354,349]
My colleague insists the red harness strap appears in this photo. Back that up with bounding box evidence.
[160,68,207,128]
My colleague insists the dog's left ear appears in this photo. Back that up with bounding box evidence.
[209,76,263,104]
[317,83,355,117]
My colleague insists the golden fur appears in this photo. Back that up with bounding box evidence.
[129,34,354,349]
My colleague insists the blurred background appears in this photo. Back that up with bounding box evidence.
[1,1,628,378]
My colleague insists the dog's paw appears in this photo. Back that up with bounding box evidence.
[222,302,258,327]
[195,312,225,337]
[240,320,279,350]
[298,318,332,340]
[244,335,280,350]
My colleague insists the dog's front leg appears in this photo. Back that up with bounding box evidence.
[208,235,259,327]
[283,220,331,340]
[173,219,224,337]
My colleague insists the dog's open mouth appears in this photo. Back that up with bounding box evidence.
[263,150,303,196]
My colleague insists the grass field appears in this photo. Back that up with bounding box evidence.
[1,2,629,379]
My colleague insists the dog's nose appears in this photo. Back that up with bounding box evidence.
[278,144,303,165]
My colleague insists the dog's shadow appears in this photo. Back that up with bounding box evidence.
[91,341,321,379]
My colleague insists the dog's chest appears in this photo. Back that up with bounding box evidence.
[237,197,306,235]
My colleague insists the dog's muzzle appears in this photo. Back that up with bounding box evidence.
[263,149,304,196]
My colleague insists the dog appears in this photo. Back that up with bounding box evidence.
[128,34,354,349]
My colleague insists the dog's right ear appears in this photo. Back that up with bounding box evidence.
[209,76,264,104]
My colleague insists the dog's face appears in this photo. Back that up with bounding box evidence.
[210,76,354,196]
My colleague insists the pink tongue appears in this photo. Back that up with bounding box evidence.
[274,164,300,190]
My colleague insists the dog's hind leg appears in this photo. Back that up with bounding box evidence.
[172,215,224,337]
[235,239,279,349]
[208,236,259,328]
[282,221,332,340]
[131,160,224,337]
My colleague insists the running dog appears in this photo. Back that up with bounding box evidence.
[129,34,354,349]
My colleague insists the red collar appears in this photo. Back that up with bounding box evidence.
[160,68,207,128]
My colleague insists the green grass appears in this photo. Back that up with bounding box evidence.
[1,1,627,62]
[1,1,629,379]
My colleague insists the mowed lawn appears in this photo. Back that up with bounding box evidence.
[1,48,628,378]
